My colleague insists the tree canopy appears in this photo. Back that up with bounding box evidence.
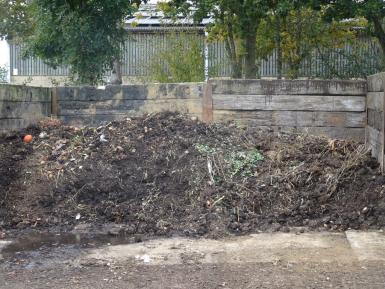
[319,0,385,54]
[162,0,274,78]
[1,0,384,82]
[24,0,145,85]
[0,0,32,41]
[161,0,369,79]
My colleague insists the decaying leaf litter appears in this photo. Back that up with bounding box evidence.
[1,112,385,238]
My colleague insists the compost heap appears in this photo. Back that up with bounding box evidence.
[1,112,384,237]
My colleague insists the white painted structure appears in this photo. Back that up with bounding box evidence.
[0,40,10,82]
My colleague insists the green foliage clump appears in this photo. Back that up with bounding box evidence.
[148,33,205,83]
[0,0,32,41]
[321,0,385,56]
[162,0,385,80]
[195,143,264,180]
[0,66,7,83]
[315,41,385,79]
[226,150,264,177]
[195,143,216,155]
[25,0,143,85]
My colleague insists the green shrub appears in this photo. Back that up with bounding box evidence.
[148,32,205,83]
[0,66,7,83]
[226,150,264,177]
[195,143,264,181]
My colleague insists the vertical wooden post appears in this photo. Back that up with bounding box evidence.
[51,87,58,118]
[382,75,385,174]
[202,80,213,123]
[365,93,368,148]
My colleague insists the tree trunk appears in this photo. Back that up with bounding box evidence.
[287,9,303,79]
[373,17,385,57]
[244,31,257,79]
[110,59,122,85]
[230,57,242,78]
[225,21,242,78]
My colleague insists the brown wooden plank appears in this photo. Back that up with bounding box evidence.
[294,127,365,142]
[59,99,202,116]
[0,118,40,131]
[367,72,385,92]
[0,85,51,102]
[213,94,366,112]
[0,101,51,119]
[212,79,367,96]
[213,111,365,128]
[367,109,383,131]
[165,83,204,99]
[367,126,383,161]
[202,81,213,123]
[51,87,58,117]
[367,92,384,111]
[250,125,365,142]
[382,82,385,173]
[56,83,204,101]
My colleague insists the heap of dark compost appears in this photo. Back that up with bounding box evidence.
[1,112,384,237]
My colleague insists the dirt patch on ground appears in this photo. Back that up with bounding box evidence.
[1,112,385,237]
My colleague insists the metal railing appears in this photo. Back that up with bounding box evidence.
[9,31,383,79]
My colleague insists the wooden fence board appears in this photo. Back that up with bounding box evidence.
[0,85,51,102]
[213,111,365,128]
[367,109,383,131]
[250,125,364,142]
[0,101,50,118]
[56,84,204,102]
[213,94,366,112]
[0,118,37,132]
[59,99,201,114]
[367,92,384,110]
[366,72,385,172]
[212,79,367,96]
[367,72,385,92]
[367,126,383,160]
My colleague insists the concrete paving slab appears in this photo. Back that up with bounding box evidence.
[346,231,385,262]
[83,233,355,266]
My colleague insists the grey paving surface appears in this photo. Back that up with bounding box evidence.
[1,231,385,289]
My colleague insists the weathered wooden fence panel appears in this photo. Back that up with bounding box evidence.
[0,78,376,147]
[55,83,204,125]
[0,85,51,133]
[366,72,385,170]
[209,79,367,141]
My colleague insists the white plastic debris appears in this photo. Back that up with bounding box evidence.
[135,254,151,263]
[207,159,215,184]
[39,132,48,139]
[100,134,108,143]
[75,213,81,220]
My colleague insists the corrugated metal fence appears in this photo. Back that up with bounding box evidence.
[9,31,383,78]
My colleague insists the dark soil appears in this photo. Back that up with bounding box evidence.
[1,112,385,238]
